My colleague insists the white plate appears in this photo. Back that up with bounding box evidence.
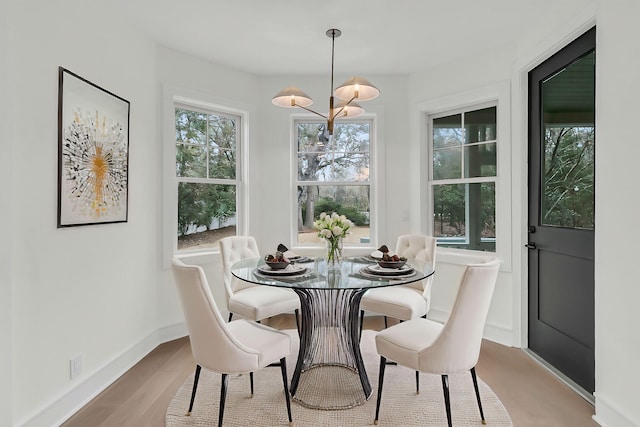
[257,264,307,276]
[370,250,383,259]
[358,266,416,280]
[359,268,417,280]
[362,264,415,276]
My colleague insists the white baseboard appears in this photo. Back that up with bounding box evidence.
[424,308,449,325]
[16,322,187,427]
[592,393,638,427]
[428,308,515,347]
[482,322,515,347]
[158,321,188,343]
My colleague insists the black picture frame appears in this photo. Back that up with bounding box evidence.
[57,67,130,228]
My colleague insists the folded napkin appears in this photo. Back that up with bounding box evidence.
[284,250,299,259]
[371,244,393,259]
[277,243,301,260]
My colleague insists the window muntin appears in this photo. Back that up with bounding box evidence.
[430,105,497,251]
[175,106,240,251]
[295,120,372,246]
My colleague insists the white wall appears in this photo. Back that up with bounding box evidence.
[155,46,260,328]
[7,1,161,425]
[593,1,640,425]
[408,49,518,346]
[1,0,14,425]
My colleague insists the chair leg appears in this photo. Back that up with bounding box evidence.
[218,373,229,427]
[228,312,233,322]
[415,371,420,394]
[470,367,486,425]
[441,374,452,427]
[249,372,254,396]
[374,356,387,425]
[359,310,365,341]
[279,357,293,425]
[294,309,301,338]
[186,365,201,416]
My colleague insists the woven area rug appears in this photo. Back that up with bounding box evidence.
[166,330,512,427]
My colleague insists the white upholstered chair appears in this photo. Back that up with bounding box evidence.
[171,258,293,427]
[219,236,300,330]
[373,257,500,427]
[360,234,437,330]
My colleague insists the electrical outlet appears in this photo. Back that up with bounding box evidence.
[70,354,82,379]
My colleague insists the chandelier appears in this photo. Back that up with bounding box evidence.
[272,28,379,136]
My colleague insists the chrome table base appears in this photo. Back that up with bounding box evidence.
[290,288,372,410]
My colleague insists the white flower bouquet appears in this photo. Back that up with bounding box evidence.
[314,212,353,266]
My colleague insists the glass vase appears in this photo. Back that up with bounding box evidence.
[326,237,343,269]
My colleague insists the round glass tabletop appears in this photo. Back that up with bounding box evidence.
[230,257,434,290]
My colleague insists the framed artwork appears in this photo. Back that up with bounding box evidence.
[57,67,130,227]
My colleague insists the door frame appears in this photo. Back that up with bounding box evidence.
[519,26,596,403]
[516,20,597,345]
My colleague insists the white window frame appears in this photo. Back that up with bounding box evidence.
[162,85,249,267]
[429,102,497,250]
[417,82,511,271]
[290,115,379,251]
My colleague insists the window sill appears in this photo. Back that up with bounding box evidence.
[173,250,218,266]
[436,247,500,266]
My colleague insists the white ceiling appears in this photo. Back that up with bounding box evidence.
[113,0,594,76]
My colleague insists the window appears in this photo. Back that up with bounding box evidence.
[294,119,373,246]
[175,104,241,251]
[429,105,497,251]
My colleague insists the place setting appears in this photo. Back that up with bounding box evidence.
[356,244,394,264]
[278,243,313,264]
[253,245,315,281]
[357,245,417,279]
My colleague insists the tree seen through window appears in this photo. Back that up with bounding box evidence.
[175,106,239,251]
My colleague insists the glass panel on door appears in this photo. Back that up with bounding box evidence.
[541,52,595,230]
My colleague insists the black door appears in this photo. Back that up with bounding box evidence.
[528,27,595,394]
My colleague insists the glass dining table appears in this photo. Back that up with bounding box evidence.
[231,256,435,410]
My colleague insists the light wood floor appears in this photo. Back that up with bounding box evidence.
[62,315,597,427]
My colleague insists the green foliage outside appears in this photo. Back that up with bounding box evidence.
[542,126,594,229]
[432,109,497,250]
[175,108,237,237]
[433,183,495,237]
[433,184,464,235]
[312,198,368,226]
[177,183,235,236]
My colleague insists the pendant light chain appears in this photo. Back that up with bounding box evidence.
[330,29,336,95]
